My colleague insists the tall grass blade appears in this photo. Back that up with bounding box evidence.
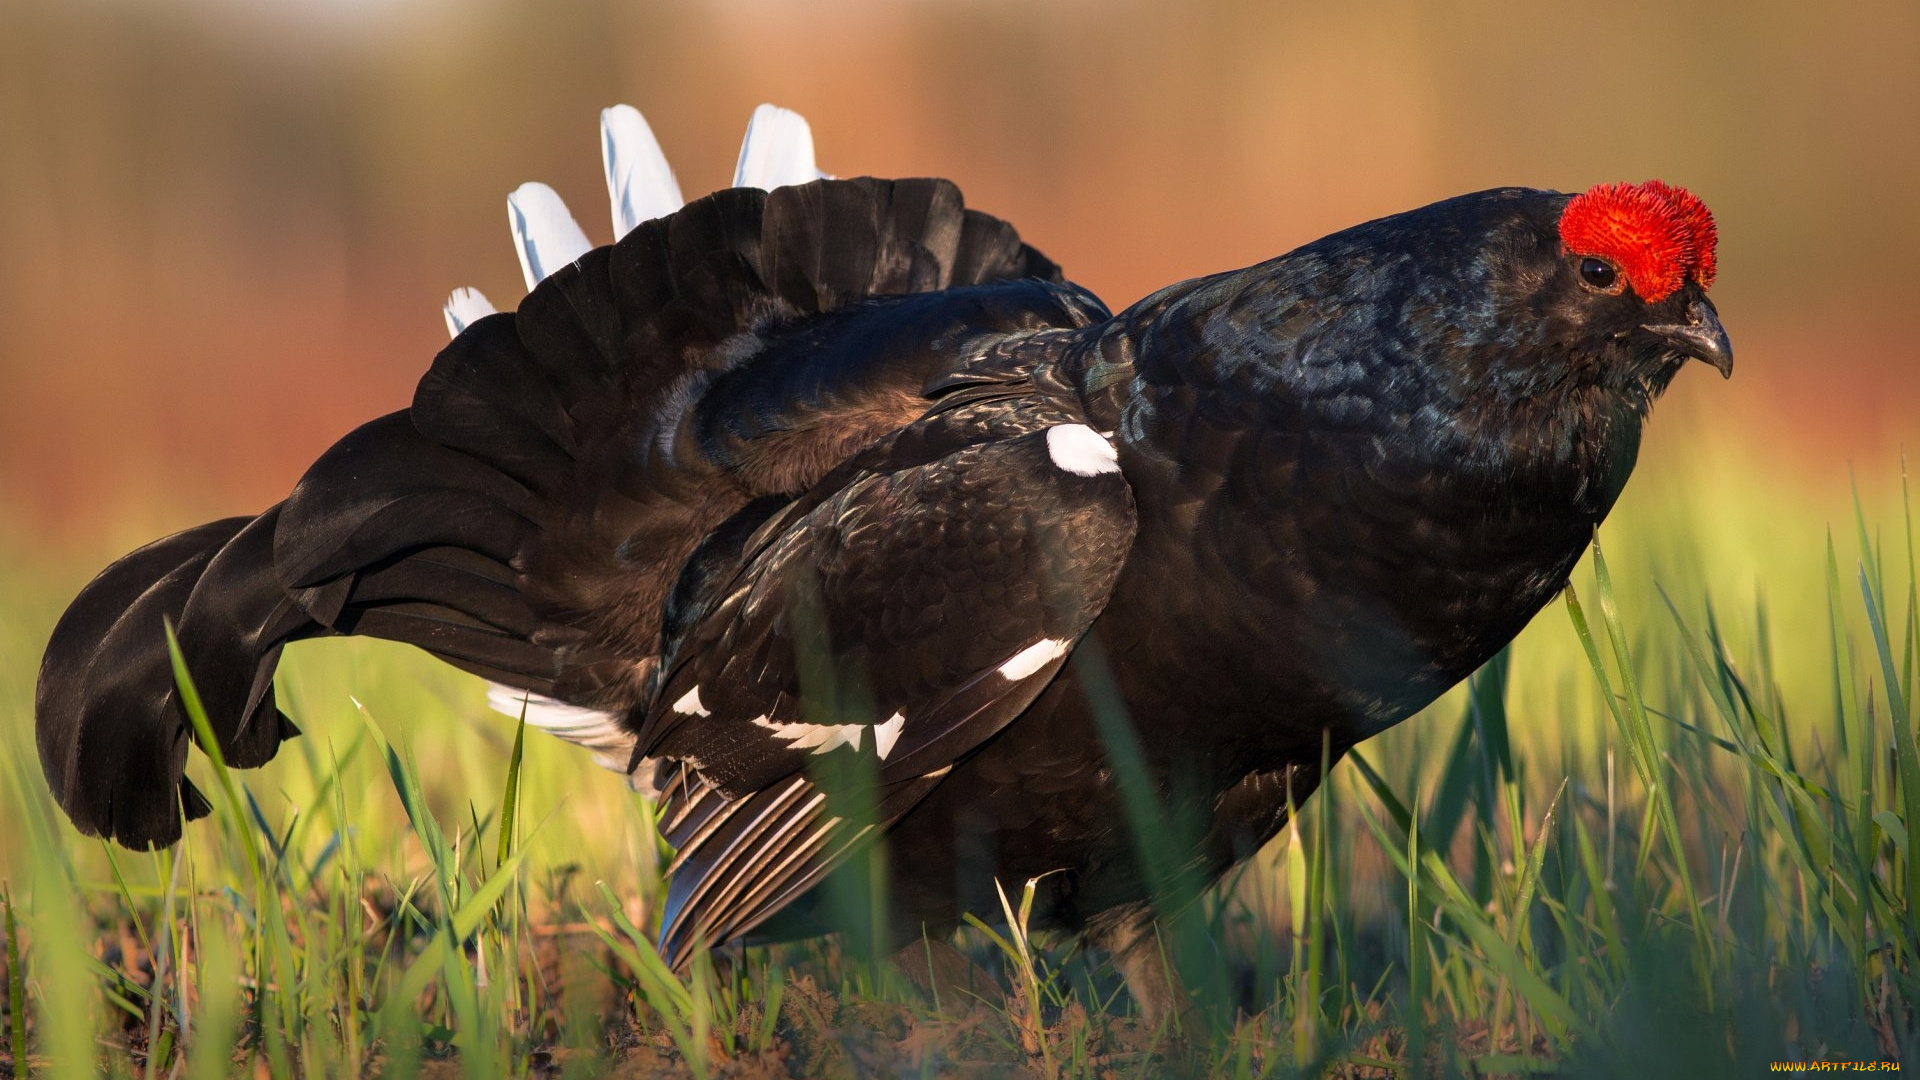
[1569,544,1713,966]
[163,623,298,1077]
[1858,567,1920,944]
[184,908,241,1080]
[498,711,527,870]
[4,883,25,1079]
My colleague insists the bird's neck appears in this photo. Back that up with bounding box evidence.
[1087,268,1650,525]
[1081,297,1647,753]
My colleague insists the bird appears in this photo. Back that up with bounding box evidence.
[35,103,1729,1027]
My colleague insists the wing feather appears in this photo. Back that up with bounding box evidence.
[643,388,1136,965]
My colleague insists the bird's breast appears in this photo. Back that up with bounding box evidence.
[1096,415,1597,763]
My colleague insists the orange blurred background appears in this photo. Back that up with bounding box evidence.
[1,0,1915,547]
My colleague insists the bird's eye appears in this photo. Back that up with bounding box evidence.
[1579,257,1619,291]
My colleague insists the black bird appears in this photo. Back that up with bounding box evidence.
[35,106,1729,1024]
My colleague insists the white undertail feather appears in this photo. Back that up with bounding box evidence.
[600,105,684,238]
[485,683,641,783]
[733,104,827,191]
[507,182,593,289]
[442,287,497,338]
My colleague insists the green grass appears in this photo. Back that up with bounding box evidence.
[1,453,1916,1077]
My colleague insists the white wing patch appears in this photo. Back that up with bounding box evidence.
[752,715,866,755]
[507,182,593,289]
[872,712,906,759]
[672,686,711,717]
[601,104,683,238]
[733,104,827,191]
[442,287,497,338]
[998,638,1070,680]
[748,711,907,758]
[1045,424,1120,476]
[485,683,636,775]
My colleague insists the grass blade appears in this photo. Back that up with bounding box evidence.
[1859,567,1920,945]
[497,710,528,871]
[4,883,25,1079]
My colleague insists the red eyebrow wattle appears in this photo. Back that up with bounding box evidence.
[1558,180,1717,302]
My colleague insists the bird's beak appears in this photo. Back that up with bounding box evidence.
[1641,297,1733,378]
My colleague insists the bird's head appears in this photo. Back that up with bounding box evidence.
[1393,180,1730,499]
[1109,179,1732,495]
[1366,179,1730,423]
[1550,179,1729,382]
[1161,180,1729,409]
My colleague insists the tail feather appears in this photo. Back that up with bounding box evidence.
[442,286,498,337]
[38,175,1071,851]
[761,181,889,311]
[508,182,594,289]
[37,517,259,846]
[171,507,314,770]
[601,105,683,238]
[654,188,780,338]
[485,683,636,777]
[275,413,565,690]
[328,546,535,638]
[732,104,824,191]
[274,412,539,588]
[412,321,582,492]
[955,208,1059,284]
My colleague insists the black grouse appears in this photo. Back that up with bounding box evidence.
[35,105,1730,1024]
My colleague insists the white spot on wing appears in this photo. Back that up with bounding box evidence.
[601,104,683,238]
[872,712,906,760]
[1045,424,1120,476]
[752,715,873,756]
[443,287,497,338]
[507,182,593,289]
[998,638,1070,680]
[815,725,863,754]
[672,686,710,717]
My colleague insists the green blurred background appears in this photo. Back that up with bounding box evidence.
[1,0,1914,550]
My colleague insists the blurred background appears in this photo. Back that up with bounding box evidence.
[1,6,1918,1056]
[0,0,1914,551]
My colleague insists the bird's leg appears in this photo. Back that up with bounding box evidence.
[891,934,1004,1018]
[1086,905,1198,1040]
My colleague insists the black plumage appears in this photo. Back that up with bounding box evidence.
[35,175,1729,1016]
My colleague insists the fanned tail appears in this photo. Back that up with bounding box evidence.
[36,513,305,846]
[36,137,1072,853]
